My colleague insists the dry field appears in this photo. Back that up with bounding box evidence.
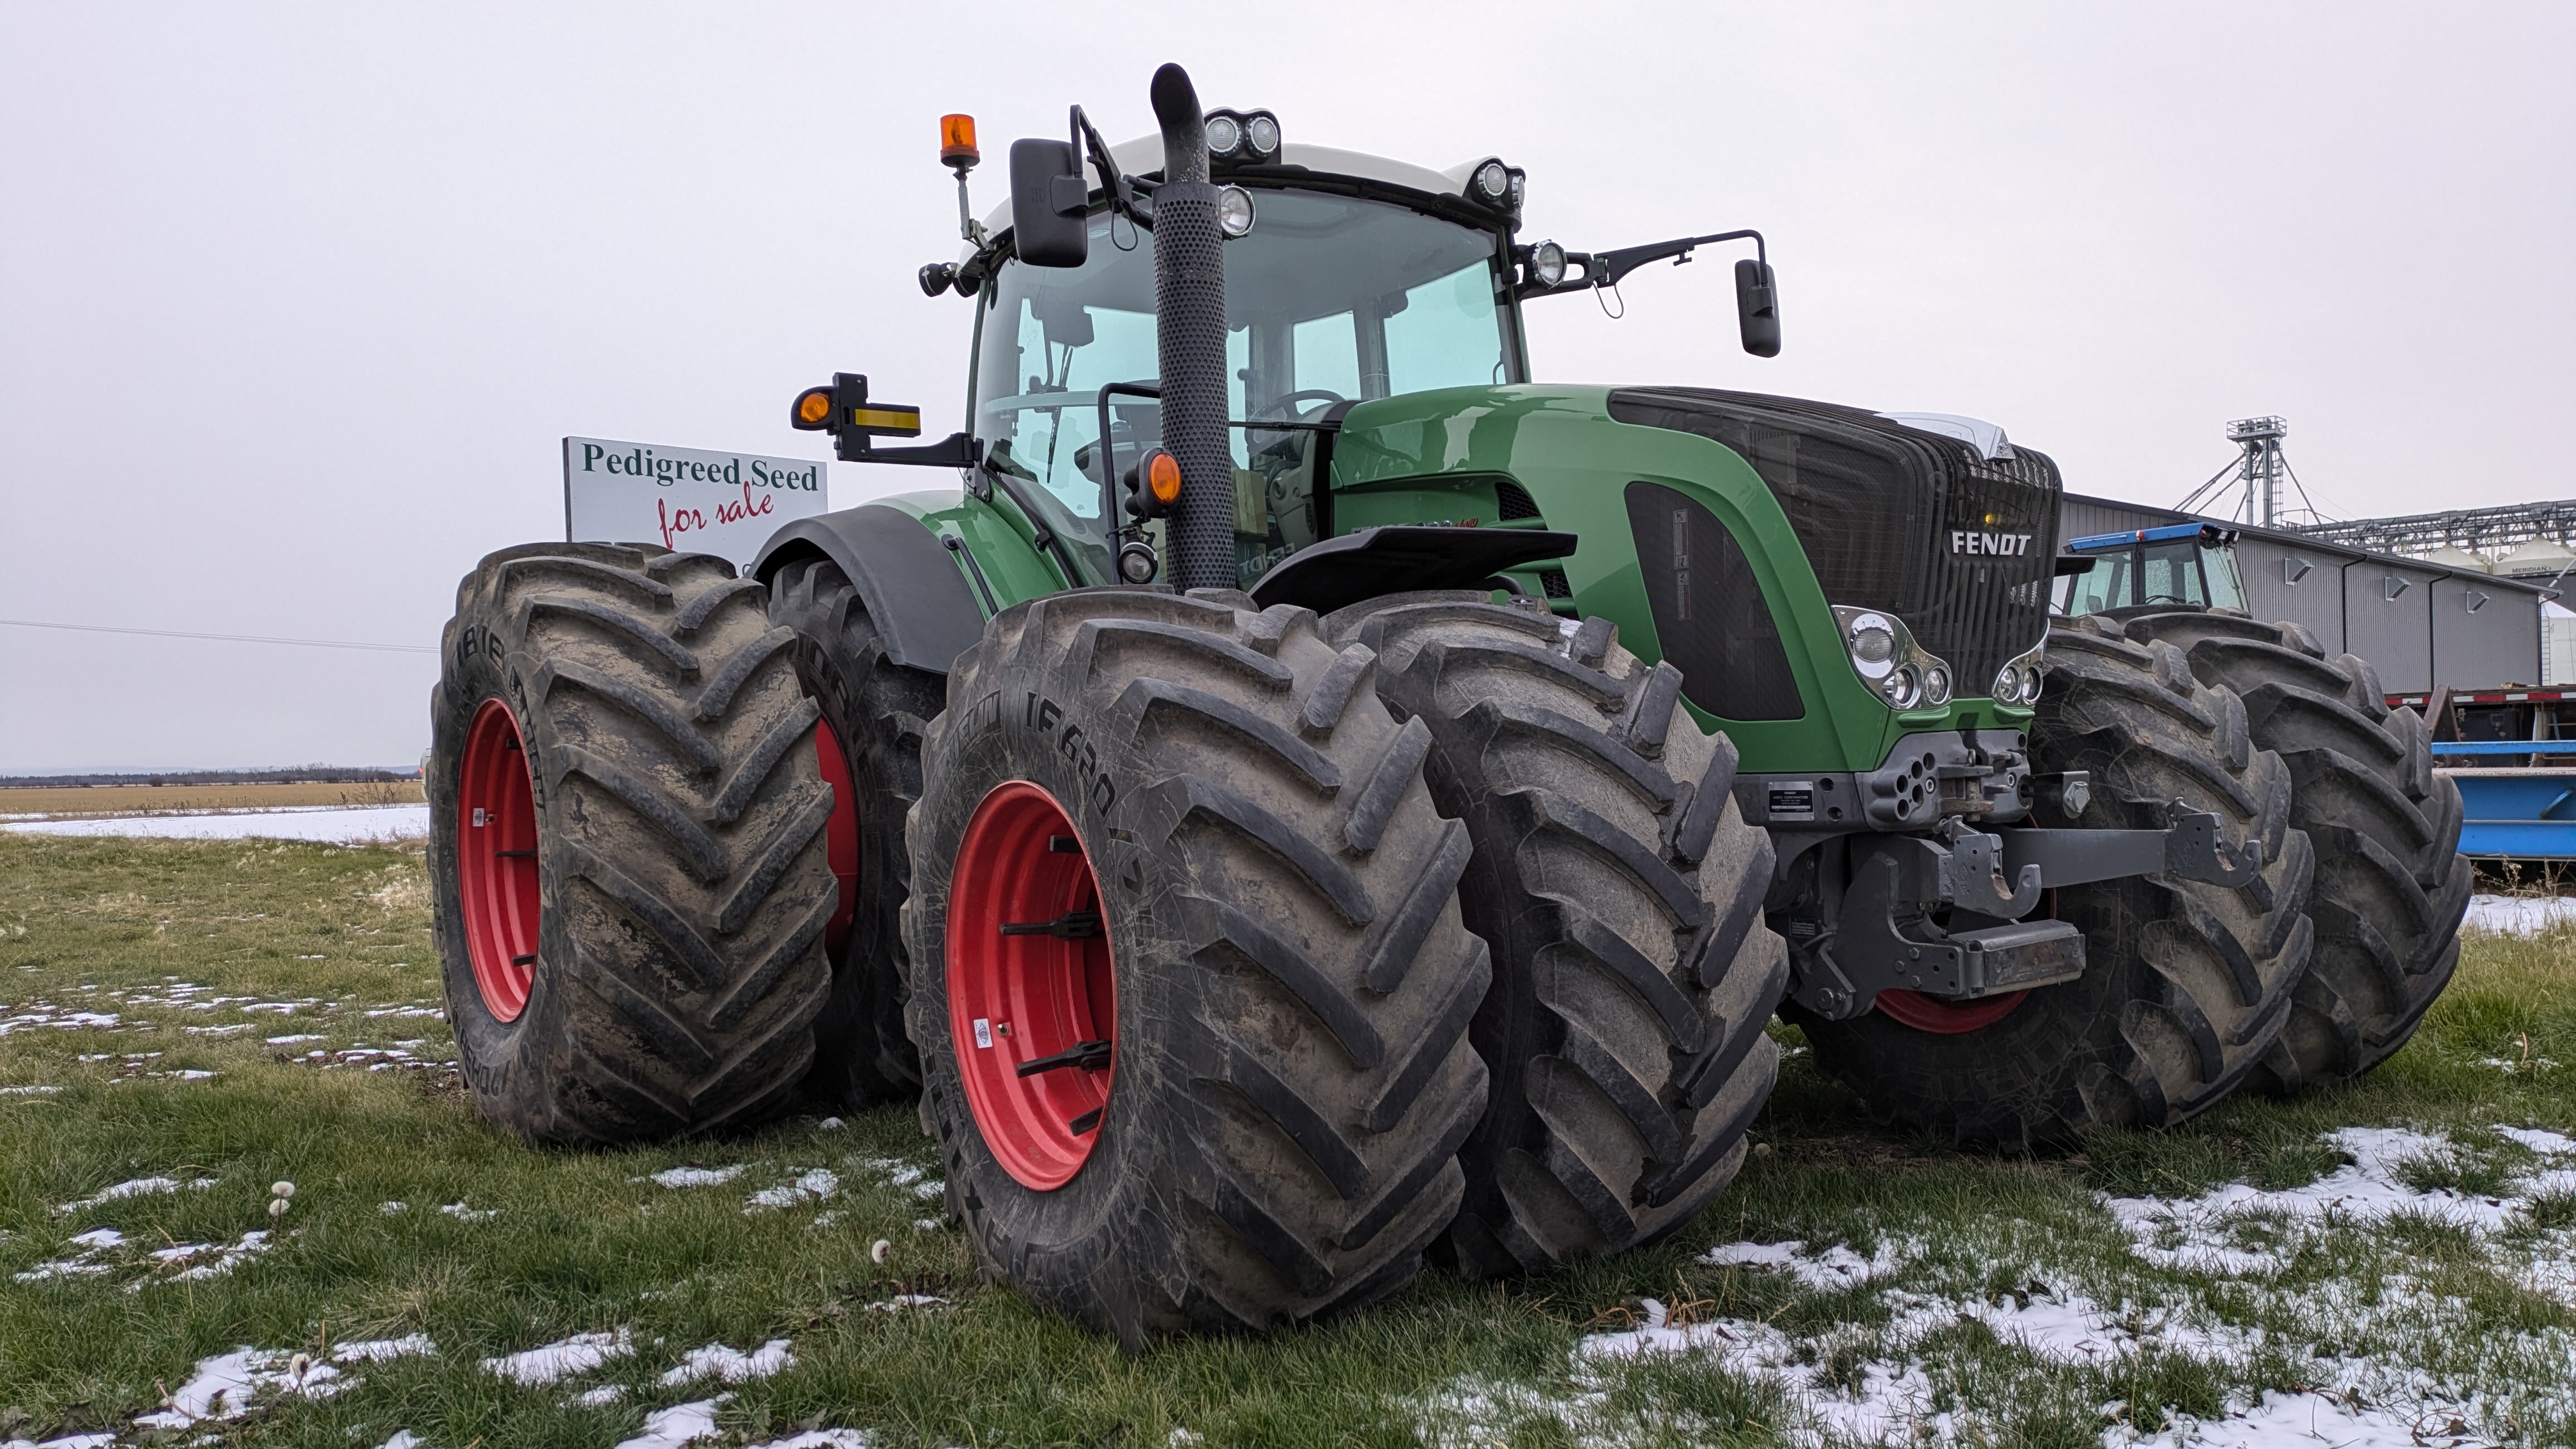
[0,780,424,817]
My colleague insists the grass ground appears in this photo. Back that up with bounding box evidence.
[0,782,424,817]
[5,832,2575,1448]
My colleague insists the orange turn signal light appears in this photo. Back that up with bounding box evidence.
[940,113,979,169]
[792,387,834,429]
[1145,449,1183,506]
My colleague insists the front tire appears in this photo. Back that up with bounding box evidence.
[904,589,1491,1343]
[1326,594,1786,1278]
[2120,610,2469,1089]
[429,543,836,1145]
[1793,616,2315,1148]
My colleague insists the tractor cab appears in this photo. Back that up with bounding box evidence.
[2055,521,2246,616]
[963,136,1529,590]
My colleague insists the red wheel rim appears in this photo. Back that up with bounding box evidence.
[813,713,860,958]
[1874,987,2030,1034]
[946,781,1116,1192]
[457,698,542,1023]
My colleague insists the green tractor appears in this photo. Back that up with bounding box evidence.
[425,63,2460,1343]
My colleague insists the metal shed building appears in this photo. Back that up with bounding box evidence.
[2059,494,2548,695]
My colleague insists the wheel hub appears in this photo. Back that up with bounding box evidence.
[946,781,1116,1191]
[457,698,542,1022]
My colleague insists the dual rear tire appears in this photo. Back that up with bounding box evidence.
[429,544,837,1144]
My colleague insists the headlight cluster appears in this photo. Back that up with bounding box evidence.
[1467,157,1526,215]
[1833,606,1954,711]
[1990,640,2047,707]
[1204,109,1282,163]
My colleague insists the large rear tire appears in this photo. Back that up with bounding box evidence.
[429,543,836,1145]
[2120,610,2469,1090]
[1793,617,2315,1149]
[1324,594,1786,1278]
[903,589,1490,1344]
[768,556,946,1107]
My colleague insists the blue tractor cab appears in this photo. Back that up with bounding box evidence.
[2056,521,2246,616]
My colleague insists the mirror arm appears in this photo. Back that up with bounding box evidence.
[841,432,981,468]
[1517,229,1768,300]
[1593,229,1765,289]
[1071,105,1153,231]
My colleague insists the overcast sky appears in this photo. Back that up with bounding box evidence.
[4,3,2570,772]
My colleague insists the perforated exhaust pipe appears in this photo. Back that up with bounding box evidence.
[1148,63,1231,594]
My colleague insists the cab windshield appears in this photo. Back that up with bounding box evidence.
[972,189,1515,586]
[2056,539,2246,615]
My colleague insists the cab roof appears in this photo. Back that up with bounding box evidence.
[976,134,1499,239]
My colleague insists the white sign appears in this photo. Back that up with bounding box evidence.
[562,436,830,567]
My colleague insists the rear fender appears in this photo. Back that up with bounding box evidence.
[754,505,986,675]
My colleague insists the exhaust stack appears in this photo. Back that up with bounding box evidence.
[1148,63,1231,594]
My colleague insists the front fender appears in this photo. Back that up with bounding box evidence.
[753,505,984,675]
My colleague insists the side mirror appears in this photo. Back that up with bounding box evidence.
[1735,258,1781,357]
[1009,138,1090,268]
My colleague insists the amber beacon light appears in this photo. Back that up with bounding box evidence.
[940,114,979,171]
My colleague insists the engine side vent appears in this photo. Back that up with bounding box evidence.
[1538,568,1572,599]
[1495,479,1542,521]
[1622,482,1804,721]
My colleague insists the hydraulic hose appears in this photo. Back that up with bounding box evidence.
[1148,63,1231,594]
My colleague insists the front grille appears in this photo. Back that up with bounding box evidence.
[1607,388,2060,696]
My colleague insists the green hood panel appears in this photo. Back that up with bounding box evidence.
[1328,385,2035,775]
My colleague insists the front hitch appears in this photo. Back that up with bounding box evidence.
[1784,802,2269,1021]
[1995,802,2265,893]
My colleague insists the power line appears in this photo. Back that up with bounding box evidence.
[0,618,436,655]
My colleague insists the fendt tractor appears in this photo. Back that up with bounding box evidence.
[429,65,2468,1342]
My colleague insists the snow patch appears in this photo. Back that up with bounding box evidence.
[440,1200,499,1222]
[2104,1126,2544,1276]
[54,1174,217,1214]
[3,803,431,844]
[1704,1238,1899,1292]
[481,1328,633,1386]
[745,1168,839,1211]
[645,1164,746,1189]
[332,1334,436,1363]
[134,1346,348,1429]
[2464,893,2576,935]
[659,1338,794,1386]
[613,1394,730,1449]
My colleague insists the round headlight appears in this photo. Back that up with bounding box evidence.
[1882,666,1922,710]
[1204,114,1242,157]
[1244,113,1280,157]
[2023,665,2044,702]
[1531,240,1566,288]
[1847,614,1897,678]
[1474,160,1510,200]
[1993,665,2021,703]
[1216,185,1257,238]
[1924,666,1952,705]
